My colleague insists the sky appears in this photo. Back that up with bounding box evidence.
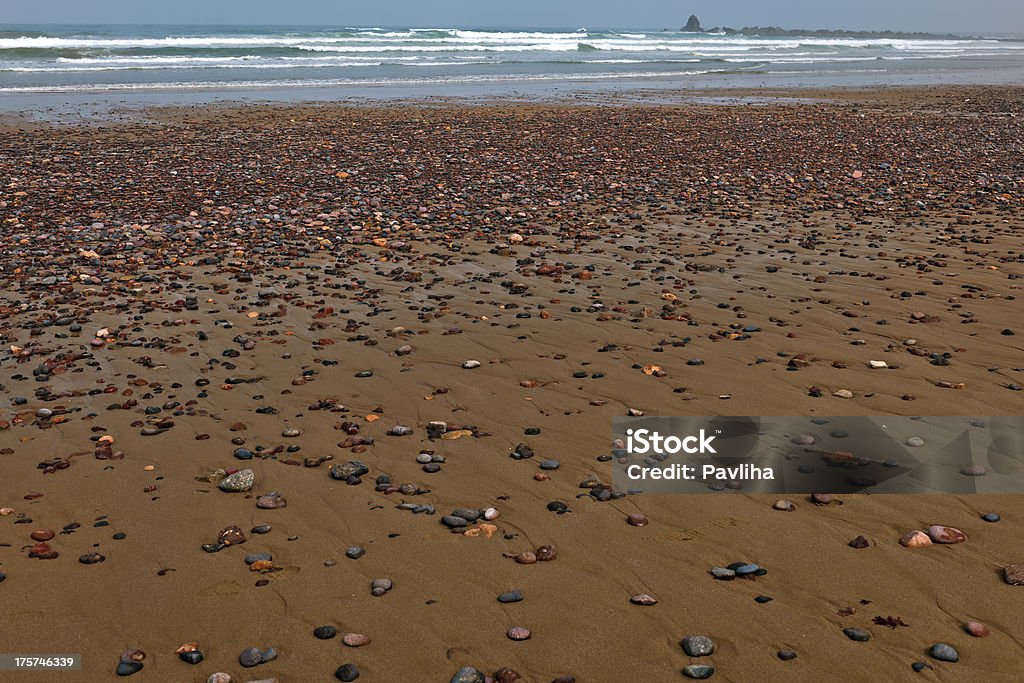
[4,1,1023,34]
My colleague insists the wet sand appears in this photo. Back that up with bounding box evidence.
[1,85,1023,682]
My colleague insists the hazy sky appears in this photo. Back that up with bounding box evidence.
[5,1,1023,34]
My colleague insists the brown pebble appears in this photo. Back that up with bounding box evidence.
[30,529,55,542]
[1002,564,1024,585]
[515,552,537,565]
[217,526,246,546]
[900,530,933,548]
[494,667,522,683]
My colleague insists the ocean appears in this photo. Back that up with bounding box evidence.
[2,24,1024,107]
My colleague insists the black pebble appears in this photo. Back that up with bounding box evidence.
[116,661,143,676]
[314,625,338,640]
[335,663,360,681]
[179,651,204,665]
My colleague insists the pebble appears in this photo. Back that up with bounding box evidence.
[219,469,255,492]
[207,675,232,683]
[493,667,522,683]
[1003,564,1024,585]
[906,437,925,447]
[960,464,986,476]
[810,493,832,505]
[777,649,797,661]
[334,663,360,681]
[681,635,715,656]
[179,650,204,665]
[682,665,715,679]
[928,643,959,662]
[773,499,796,511]
[498,589,524,603]
[450,667,486,683]
[79,552,106,564]
[345,546,365,559]
[900,530,933,548]
[462,360,481,369]
[630,594,658,606]
[218,525,247,546]
[927,525,966,544]
[116,661,143,676]
[843,628,871,642]
[981,513,1000,522]
[626,513,649,527]
[507,626,532,641]
[314,625,338,640]
[239,647,263,667]
[964,620,990,637]
[342,633,370,647]
[256,491,287,509]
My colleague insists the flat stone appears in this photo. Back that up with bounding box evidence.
[843,628,871,642]
[682,665,715,679]
[498,589,524,603]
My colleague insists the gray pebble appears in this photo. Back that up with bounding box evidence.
[843,628,871,642]
[239,647,262,667]
[681,635,715,657]
[219,469,255,492]
[683,664,715,679]
[929,643,959,662]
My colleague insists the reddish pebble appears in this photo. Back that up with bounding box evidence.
[626,513,649,527]
[342,633,370,647]
[30,529,55,542]
[630,594,658,606]
[927,525,967,544]
[964,620,990,637]
[507,626,531,641]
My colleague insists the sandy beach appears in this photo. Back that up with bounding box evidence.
[1,85,1023,682]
